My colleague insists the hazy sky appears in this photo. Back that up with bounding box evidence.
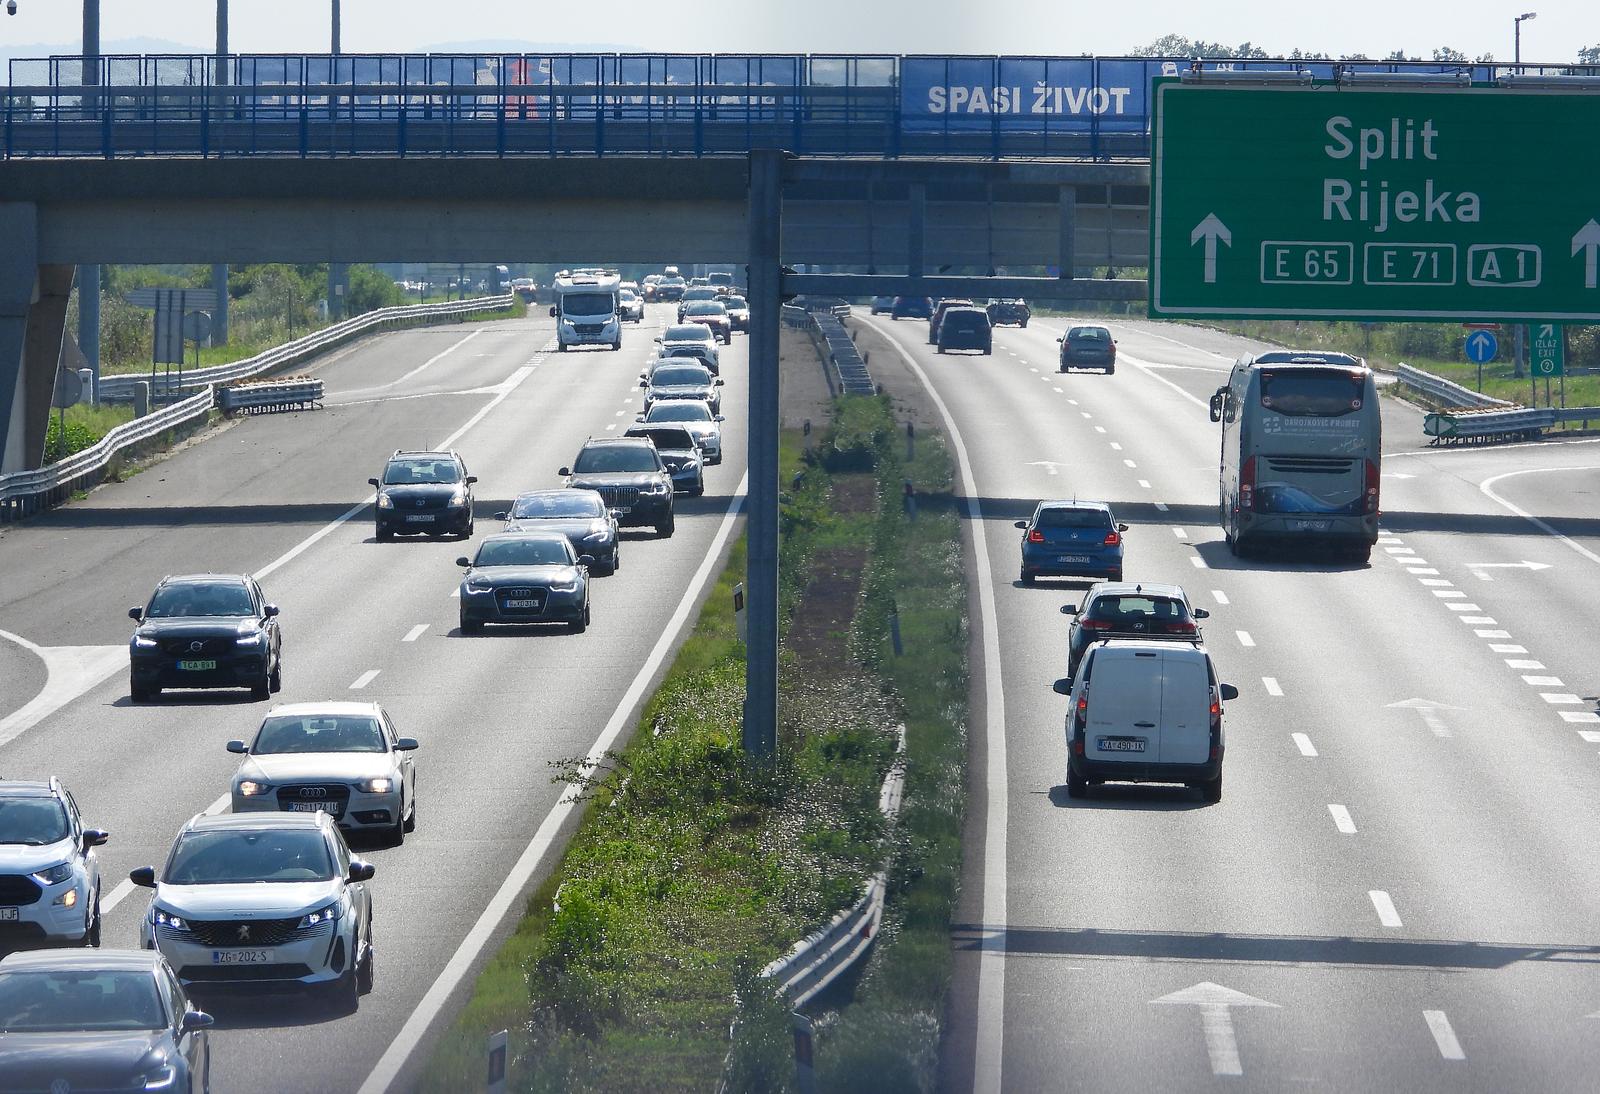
[3,1,1593,62]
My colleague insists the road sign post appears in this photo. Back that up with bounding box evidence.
[1150,78,1600,322]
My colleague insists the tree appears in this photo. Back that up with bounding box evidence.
[1580,45,1600,65]
[1129,35,1268,59]
[1432,47,1468,63]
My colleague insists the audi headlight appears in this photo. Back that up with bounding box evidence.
[357,776,393,794]
[298,900,343,929]
[132,634,158,649]
[150,907,187,930]
[32,862,73,886]
[376,492,394,509]
[465,577,493,593]
[139,1064,177,1090]
[549,577,580,593]
[234,632,265,647]
[237,779,271,797]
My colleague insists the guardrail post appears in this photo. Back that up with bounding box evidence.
[792,1012,816,1094]
[133,382,149,418]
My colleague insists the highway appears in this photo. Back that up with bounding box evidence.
[0,304,748,1092]
[859,311,1600,1091]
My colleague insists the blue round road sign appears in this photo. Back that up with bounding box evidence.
[1464,330,1498,364]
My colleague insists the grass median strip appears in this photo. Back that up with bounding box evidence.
[421,394,969,1092]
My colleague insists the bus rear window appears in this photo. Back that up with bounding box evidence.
[1259,370,1364,417]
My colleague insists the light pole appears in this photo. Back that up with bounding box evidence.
[1515,11,1537,65]
[332,0,341,54]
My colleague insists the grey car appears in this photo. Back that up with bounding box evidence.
[497,488,621,575]
[639,399,724,465]
[457,532,594,634]
[656,323,722,373]
[641,362,723,416]
[624,424,705,496]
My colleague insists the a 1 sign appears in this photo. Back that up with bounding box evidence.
[1531,323,1564,377]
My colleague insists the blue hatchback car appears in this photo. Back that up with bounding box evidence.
[1016,501,1127,584]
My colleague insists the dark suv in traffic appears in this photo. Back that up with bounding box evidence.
[128,574,283,701]
[987,298,1031,327]
[369,450,477,540]
[560,438,676,537]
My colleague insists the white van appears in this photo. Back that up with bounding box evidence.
[1056,639,1238,802]
[549,269,622,352]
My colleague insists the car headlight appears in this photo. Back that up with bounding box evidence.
[234,632,265,647]
[54,887,78,908]
[132,634,158,649]
[139,1064,177,1090]
[376,492,394,509]
[237,779,271,797]
[32,862,73,886]
[582,522,610,540]
[549,577,580,593]
[560,318,576,329]
[465,577,493,593]
[447,487,467,506]
[357,776,393,794]
[150,907,187,930]
[298,900,343,929]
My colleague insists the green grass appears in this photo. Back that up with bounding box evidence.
[44,403,135,463]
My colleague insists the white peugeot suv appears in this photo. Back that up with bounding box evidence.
[131,811,375,1013]
[0,778,109,947]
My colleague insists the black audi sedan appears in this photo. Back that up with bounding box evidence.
[458,532,593,635]
[128,574,282,702]
[560,437,675,537]
[497,489,621,575]
[0,949,213,1094]
[369,449,477,540]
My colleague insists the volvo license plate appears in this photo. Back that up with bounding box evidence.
[176,660,217,671]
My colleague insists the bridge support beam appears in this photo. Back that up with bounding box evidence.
[0,204,72,474]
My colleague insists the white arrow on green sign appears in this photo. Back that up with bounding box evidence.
[1532,323,1564,377]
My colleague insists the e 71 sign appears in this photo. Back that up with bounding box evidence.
[1149,78,1600,322]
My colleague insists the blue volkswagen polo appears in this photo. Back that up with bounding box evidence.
[1016,501,1127,584]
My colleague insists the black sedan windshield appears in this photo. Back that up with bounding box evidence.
[652,368,711,387]
[0,970,166,1033]
[253,715,385,754]
[145,582,254,619]
[647,403,712,422]
[513,493,604,519]
[382,459,460,485]
[573,447,660,474]
[474,539,573,567]
[0,799,70,846]
[165,829,335,884]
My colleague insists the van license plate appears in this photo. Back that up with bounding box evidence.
[1098,737,1146,752]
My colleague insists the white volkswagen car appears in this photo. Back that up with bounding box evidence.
[227,702,418,846]
[132,812,375,1013]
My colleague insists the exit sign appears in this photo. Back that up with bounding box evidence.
[1150,79,1600,322]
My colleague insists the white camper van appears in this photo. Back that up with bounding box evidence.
[549,269,623,351]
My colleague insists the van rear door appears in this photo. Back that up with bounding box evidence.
[1084,650,1161,761]
[1158,654,1212,764]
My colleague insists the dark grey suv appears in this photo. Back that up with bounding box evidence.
[369,450,477,540]
[561,438,676,537]
[128,574,282,701]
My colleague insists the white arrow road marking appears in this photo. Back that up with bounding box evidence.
[1387,698,1460,738]
[1573,218,1600,289]
[1424,1011,1466,1060]
[1190,213,1233,284]
[1151,981,1278,1076]
[1464,560,1552,581]
[0,631,128,749]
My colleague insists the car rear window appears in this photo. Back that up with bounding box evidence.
[1068,327,1110,342]
[1259,369,1365,417]
[1037,508,1111,529]
[945,312,988,331]
[1085,596,1190,624]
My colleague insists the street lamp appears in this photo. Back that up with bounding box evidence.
[1515,11,1537,65]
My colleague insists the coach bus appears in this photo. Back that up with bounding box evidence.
[1209,351,1381,563]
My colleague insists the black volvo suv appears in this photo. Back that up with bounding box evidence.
[560,438,675,538]
[128,574,283,701]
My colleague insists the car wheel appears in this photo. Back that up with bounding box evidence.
[557,342,568,353]
[1020,318,1029,328]
[325,966,360,1016]
[376,525,392,542]
[464,518,475,539]
[1020,569,1035,586]
[459,614,481,635]
[611,340,622,351]
[268,659,283,694]
[657,512,675,538]
[1109,570,1123,583]
[1348,544,1373,565]
[83,894,101,948]
[570,603,590,635]
[936,345,946,354]
[611,548,621,574]
[1202,769,1223,804]
[388,814,405,847]
[130,679,154,703]
[403,793,417,834]
[356,938,376,996]
[1105,365,1115,375]
[250,667,271,701]
[1066,767,1088,798]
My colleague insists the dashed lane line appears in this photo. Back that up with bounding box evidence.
[1328,804,1356,834]
[1424,1011,1466,1061]
[1369,890,1404,928]
[1293,733,1318,757]
[349,669,381,690]
[1263,677,1283,697]
[402,624,429,643]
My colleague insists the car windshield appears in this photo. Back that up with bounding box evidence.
[652,368,710,387]
[512,493,604,519]
[1068,327,1111,343]
[382,459,460,485]
[1260,369,1365,417]
[1086,595,1190,624]
[646,402,712,423]
[724,296,748,310]
[253,715,385,754]
[573,446,659,474]
[684,302,726,317]
[663,325,711,343]
[561,292,614,315]
[473,538,573,567]
[0,970,166,1033]
[164,828,335,884]
[619,290,638,302]
[0,799,70,846]
[145,582,254,618]
[629,428,696,450]
[1037,508,1111,529]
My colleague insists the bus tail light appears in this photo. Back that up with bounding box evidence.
[1364,459,1380,514]
[1239,456,1256,511]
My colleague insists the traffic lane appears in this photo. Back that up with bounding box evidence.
[0,317,555,653]
[319,318,551,403]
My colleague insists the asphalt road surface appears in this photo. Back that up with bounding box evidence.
[0,304,748,1093]
[860,311,1600,1092]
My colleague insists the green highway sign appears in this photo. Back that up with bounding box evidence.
[1149,79,1600,322]
[1531,322,1564,376]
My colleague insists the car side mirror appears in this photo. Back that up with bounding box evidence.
[226,739,248,754]
[1052,679,1073,695]
[82,828,109,849]
[180,1010,215,1033]
[348,861,376,883]
[264,604,279,617]
[128,606,143,621]
[1193,608,1210,620]
[367,477,379,487]
[129,866,156,888]
[1219,684,1240,701]
[653,336,663,343]
[493,511,507,520]
[455,556,471,568]
[1060,604,1078,615]
[1117,523,1129,532]
[1055,335,1064,342]
[466,476,478,485]
[578,554,597,567]
[394,736,420,751]
[548,306,557,317]
[715,415,725,422]
[1013,520,1028,529]
[558,467,571,477]
[715,378,725,386]
[1209,389,1226,423]
[639,379,649,388]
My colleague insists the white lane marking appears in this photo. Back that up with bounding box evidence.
[1292,733,1318,757]
[356,472,749,1094]
[1328,804,1356,833]
[1235,630,1255,648]
[606,423,618,431]
[1424,1011,1466,1061]
[1212,590,1229,605]
[1475,630,1512,638]
[1052,388,1063,394]
[1505,659,1546,670]
[1524,676,1565,687]
[867,318,1009,1094]
[1434,591,1467,599]
[349,669,381,690]
[402,624,429,643]
[0,634,128,749]
[1418,578,1454,587]
[1190,556,1207,568]
[1376,537,1403,545]
[1444,603,1481,612]
[614,410,626,417]
[1407,568,1440,575]
[1068,399,1079,405]
[1123,458,1138,469]
[447,587,460,599]
[1399,558,1431,567]
[1154,501,1169,512]
[1460,616,1497,625]
[1108,440,1121,448]
[1138,479,1152,489]
[1369,891,1404,927]
[1173,527,1188,538]
[1565,712,1600,724]
[1263,677,1283,697]
[1542,693,1584,704]
[1080,412,1093,419]
[1489,644,1528,653]
[352,328,485,393]
[1385,547,1416,555]
[1095,426,1108,434]
[1480,467,1600,568]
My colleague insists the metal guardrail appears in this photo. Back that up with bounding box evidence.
[217,378,325,414]
[100,295,513,400]
[1395,362,1514,411]
[814,314,877,396]
[759,725,906,1008]
[1424,404,1600,444]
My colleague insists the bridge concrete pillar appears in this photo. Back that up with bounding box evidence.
[0,203,73,474]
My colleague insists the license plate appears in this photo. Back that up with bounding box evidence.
[504,599,542,609]
[1057,555,1091,565]
[404,514,436,523]
[176,660,217,671]
[0,908,17,922]
[1289,519,1331,531]
[213,950,273,965]
[288,801,342,815]
[1098,737,1147,752]
[613,506,632,514]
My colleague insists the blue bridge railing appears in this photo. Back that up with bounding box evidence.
[3,54,1591,161]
